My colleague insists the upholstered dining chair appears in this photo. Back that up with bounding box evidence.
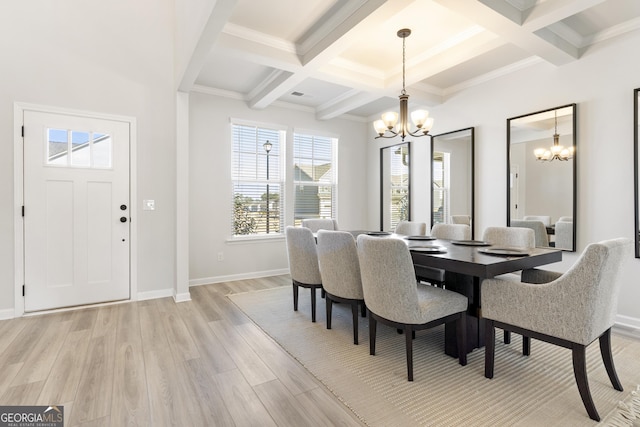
[482,238,632,421]
[483,226,536,344]
[356,234,468,381]
[523,215,552,227]
[316,230,365,344]
[555,220,574,250]
[394,220,426,236]
[301,218,338,232]
[413,223,471,287]
[483,226,534,248]
[284,226,323,322]
[451,215,471,225]
[431,223,471,240]
[510,220,549,247]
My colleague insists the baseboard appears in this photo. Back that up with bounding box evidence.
[173,292,191,303]
[189,268,289,287]
[0,308,15,320]
[137,288,174,301]
[614,314,640,340]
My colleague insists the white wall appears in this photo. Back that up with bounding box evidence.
[0,0,177,314]
[188,91,369,283]
[367,31,640,325]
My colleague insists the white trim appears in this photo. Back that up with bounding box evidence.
[189,268,290,287]
[137,288,174,301]
[173,292,192,303]
[0,308,15,321]
[614,314,640,340]
[13,102,138,315]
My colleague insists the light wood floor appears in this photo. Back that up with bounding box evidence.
[0,275,365,426]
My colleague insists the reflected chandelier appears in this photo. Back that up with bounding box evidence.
[533,109,574,161]
[373,29,433,142]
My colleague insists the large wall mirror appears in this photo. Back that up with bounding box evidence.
[431,127,475,238]
[507,104,577,251]
[380,142,410,231]
[634,88,639,257]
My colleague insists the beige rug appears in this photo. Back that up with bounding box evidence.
[229,286,640,427]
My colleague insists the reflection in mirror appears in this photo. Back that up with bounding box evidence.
[380,142,410,231]
[634,88,639,257]
[431,128,474,239]
[508,104,577,251]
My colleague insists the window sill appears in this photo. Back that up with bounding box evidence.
[226,234,285,244]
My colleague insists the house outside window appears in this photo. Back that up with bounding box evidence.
[293,132,337,225]
[231,122,285,236]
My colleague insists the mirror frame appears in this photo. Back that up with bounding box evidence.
[430,127,475,239]
[507,103,577,251]
[634,88,639,257]
[380,142,411,231]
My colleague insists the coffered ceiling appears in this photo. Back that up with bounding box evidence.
[193,0,640,121]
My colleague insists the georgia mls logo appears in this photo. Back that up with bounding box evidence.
[0,405,64,427]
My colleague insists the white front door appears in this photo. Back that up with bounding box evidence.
[23,110,130,312]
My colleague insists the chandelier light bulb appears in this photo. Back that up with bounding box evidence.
[411,110,429,128]
[373,120,387,136]
[382,111,398,129]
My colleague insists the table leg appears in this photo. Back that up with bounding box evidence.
[444,273,483,357]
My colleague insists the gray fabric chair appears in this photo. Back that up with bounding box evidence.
[483,226,536,344]
[316,230,365,344]
[482,238,632,421]
[431,223,471,240]
[555,220,574,250]
[523,215,552,227]
[510,220,550,247]
[413,223,471,287]
[394,220,426,236]
[356,234,468,381]
[284,226,323,322]
[558,216,573,222]
[301,218,338,232]
[483,226,534,248]
[451,215,471,225]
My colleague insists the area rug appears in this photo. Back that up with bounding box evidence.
[228,286,640,427]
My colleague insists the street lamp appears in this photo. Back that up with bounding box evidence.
[263,140,272,233]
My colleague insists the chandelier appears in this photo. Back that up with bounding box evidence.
[533,109,574,161]
[373,29,433,142]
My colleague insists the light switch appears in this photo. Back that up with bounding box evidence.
[143,199,155,211]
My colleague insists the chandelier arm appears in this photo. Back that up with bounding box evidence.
[406,129,429,137]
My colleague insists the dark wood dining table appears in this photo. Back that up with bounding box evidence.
[407,238,562,357]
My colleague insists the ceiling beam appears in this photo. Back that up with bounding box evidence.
[436,0,581,65]
[177,0,238,93]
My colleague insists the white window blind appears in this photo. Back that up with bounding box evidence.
[231,123,284,236]
[293,132,336,225]
[388,145,409,230]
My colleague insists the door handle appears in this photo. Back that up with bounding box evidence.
[120,217,128,223]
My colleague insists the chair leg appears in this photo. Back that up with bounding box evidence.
[326,297,333,330]
[369,312,376,356]
[523,336,531,356]
[292,283,299,311]
[504,330,511,344]
[456,314,467,366]
[405,325,414,381]
[484,319,496,379]
[572,344,600,421]
[360,302,366,318]
[350,302,359,345]
[310,287,317,323]
[599,328,623,391]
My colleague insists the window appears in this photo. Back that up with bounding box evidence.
[231,123,284,236]
[47,128,112,168]
[433,151,450,224]
[293,132,336,225]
